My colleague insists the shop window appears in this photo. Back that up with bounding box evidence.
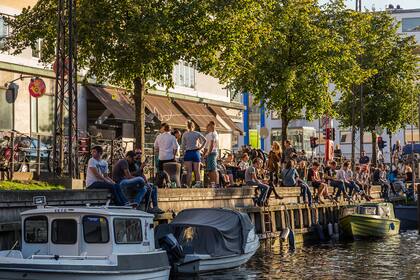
[174,61,195,88]
[0,88,12,130]
[52,219,77,244]
[114,218,142,244]
[402,18,420,32]
[83,216,109,243]
[24,216,48,243]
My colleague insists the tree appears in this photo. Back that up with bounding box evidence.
[4,0,265,152]
[193,0,368,146]
[336,11,419,164]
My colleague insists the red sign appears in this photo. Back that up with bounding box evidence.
[28,77,46,98]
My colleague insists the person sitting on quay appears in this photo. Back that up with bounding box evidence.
[129,148,164,214]
[245,158,278,206]
[237,152,250,183]
[112,151,148,208]
[354,165,373,200]
[338,161,370,201]
[307,161,331,204]
[85,145,130,206]
[181,120,207,188]
[281,159,312,206]
[359,150,370,166]
[324,161,350,203]
[204,121,219,187]
[372,164,396,200]
[267,141,282,186]
[223,153,238,186]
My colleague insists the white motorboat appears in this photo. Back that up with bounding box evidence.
[0,196,170,280]
[156,208,259,274]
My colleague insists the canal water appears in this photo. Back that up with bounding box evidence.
[186,230,420,280]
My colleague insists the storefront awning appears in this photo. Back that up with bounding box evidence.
[174,99,228,132]
[145,95,188,128]
[87,85,134,122]
[209,105,243,135]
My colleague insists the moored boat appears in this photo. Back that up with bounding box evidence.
[0,196,170,280]
[394,205,418,230]
[339,202,400,239]
[156,208,259,274]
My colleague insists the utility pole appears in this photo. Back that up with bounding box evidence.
[357,0,364,158]
[53,0,79,178]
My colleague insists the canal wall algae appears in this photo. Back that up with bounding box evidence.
[0,186,385,250]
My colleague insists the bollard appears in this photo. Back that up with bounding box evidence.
[36,134,41,177]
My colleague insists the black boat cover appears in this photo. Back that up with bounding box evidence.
[156,208,254,257]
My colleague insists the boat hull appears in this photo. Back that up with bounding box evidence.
[0,269,169,280]
[394,205,418,230]
[175,238,259,274]
[339,214,400,239]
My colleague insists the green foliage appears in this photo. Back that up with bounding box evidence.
[336,11,419,133]
[0,180,64,191]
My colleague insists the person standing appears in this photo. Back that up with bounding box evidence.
[181,121,207,187]
[204,121,219,187]
[85,146,129,206]
[112,151,147,208]
[154,123,179,172]
[282,140,296,165]
[268,141,282,186]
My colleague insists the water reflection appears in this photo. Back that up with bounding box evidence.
[176,231,420,279]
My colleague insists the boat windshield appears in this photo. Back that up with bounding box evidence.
[83,216,109,243]
[114,218,142,244]
[24,216,48,244]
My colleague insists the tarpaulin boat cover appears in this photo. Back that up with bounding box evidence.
[156,208,253,257]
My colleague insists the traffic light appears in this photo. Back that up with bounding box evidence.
[331,128,336,141]
[378,137,387,150]
[310,136,319,149]
[322,128,331,139]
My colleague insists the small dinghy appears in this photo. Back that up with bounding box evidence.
[156,208,259,274]
[339,202,400,239]
[0,196,170,280]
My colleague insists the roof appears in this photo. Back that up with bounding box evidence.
[145,94,188,128]
[86,85,135,122]
[208,105,243,135]
[21,206,154,218]
[174,99,228,132]
[389,8,420,14]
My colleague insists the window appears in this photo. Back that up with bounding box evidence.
[83,216,109,243]
[0,16,8,50]
[173,61,195,88]
[114,218,142,244]
[24,216,48,243]
[32,39,42,59]
[31,93,54,135]
[0,88,12,130]
[402,18,420,32]
[52,219,77,244]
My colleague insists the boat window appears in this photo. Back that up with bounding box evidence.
[113,218,142,244]
[52,219,77,244]
[83,216,109,243]
[24,216,48,243]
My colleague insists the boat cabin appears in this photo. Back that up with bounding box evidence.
[340,203,396,219]
[20,205,156,259]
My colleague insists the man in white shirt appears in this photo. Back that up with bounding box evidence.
[154,123,179,172]
[85,145,129,206]
[204,121,219,186]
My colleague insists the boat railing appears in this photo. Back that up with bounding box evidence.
[31,255,110,261]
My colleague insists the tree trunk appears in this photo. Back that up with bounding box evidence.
[133,77,146,155]
[280,105,288,150]
[371,131,377,166]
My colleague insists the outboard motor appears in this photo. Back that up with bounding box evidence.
[158,233,184,265]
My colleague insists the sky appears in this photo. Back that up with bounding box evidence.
[320,0,419,10]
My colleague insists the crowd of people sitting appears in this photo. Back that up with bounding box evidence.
[84,120,417,210]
